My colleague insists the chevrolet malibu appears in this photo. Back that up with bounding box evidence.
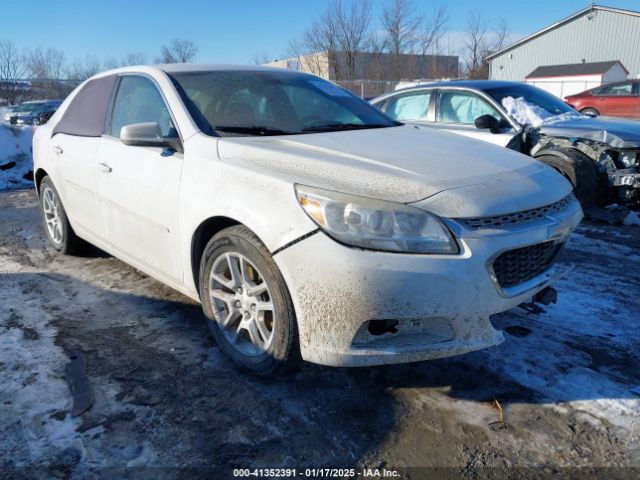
[33,65,582,376]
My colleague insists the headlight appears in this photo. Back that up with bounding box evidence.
[295,185,458,254]
[619,151,638,168]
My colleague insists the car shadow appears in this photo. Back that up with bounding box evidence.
[0,271,637,476]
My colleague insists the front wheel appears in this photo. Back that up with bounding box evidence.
[536,151,602,207]
[199,226,299,376]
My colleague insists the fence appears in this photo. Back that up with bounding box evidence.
[335,80,403,99]
[335,79,443,99]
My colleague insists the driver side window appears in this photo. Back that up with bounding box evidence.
[597,82,634,96]
[109,76,174,138]
[436,90,502,124]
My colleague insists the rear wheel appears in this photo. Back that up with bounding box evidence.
[39,176,86,254]
[580,107,599,117]
[199,225,299,376]
[536,150,602,207]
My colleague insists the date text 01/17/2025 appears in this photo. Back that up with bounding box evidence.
[232,467,401,478]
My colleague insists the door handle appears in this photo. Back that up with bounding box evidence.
[53,146,63,155]
[98,162,112,173]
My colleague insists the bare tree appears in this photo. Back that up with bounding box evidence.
[67,54,101,80]
[463,12,509,79]
[25,47,66,80]
[0,40,26,105]
[155,39,198,64]
[122,51,147,66]
[332,0,373,80]
[25,47,68,98]
[492,19,510,54]
[419,4,449,56]
[381,0,423,55]
[103,56,121,70]
[362,34,387,80]
[252,51,271,65]
[289,0,372,81]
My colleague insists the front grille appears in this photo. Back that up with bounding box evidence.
[492,241,562,289]
[461,195,573,230]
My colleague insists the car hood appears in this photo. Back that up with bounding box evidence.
[216,124,571,216]
[537,115,640,148]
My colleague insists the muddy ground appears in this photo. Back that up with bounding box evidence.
[0,189,638,479]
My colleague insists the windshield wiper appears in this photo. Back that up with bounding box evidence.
[214,125,295,136]
[301,123,392,133]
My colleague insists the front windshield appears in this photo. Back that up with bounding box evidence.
[169,70,399,136]
[484,84,574,118]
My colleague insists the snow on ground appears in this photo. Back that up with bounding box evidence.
[0,124,34,190]
[624,210,640,226]
[0,189,638,477]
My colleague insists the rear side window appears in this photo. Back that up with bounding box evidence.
[52,75,117,137]
[108,76,174,138]
[385,91,431,121]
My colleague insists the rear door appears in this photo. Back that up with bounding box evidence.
[52,134,103,238]
[50,74,119,240]
[431,89,516,146]
[95,74,184,281]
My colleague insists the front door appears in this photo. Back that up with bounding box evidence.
[95,75,184,281]
[599,81,636,118]
[432,90,516,147]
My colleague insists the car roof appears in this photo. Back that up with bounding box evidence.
[92,63,304,79]
[391,80,521,94]
[158,63,292,73]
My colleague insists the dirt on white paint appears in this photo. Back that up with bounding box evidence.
[0,189,638,479]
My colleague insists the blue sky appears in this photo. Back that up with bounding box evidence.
[3,0,639,66]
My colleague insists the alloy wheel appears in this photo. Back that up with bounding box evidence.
[209,252,275,356]
[42,187,63,244]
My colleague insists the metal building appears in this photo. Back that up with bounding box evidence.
[488,5,640,81]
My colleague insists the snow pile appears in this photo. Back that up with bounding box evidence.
[501,96,553,127]
[0,124,34,190]
[623,210,640,226]
[501,96,584,127]
[0,107,12,124]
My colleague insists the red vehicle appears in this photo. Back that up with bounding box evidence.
[564,80,640,118]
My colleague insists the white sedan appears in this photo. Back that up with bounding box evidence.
[33,65,582,375]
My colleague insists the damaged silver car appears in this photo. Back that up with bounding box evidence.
[372,81,640,208]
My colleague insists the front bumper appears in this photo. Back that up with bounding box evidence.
[610,168,640,202]
[274,198,583,367]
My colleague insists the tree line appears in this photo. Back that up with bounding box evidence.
[257,0,509,82]
[0,38,198,104]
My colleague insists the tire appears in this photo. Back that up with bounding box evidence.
[39,176,86,255]
[199,225,299,376]
[536,150,602,207]
[580,107,599,117]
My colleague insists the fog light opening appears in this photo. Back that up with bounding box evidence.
[367,319,399,336]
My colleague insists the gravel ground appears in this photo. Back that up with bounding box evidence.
[0,189,638,480]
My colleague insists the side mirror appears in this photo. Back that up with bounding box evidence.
[120,122,182,153]
[474,114,502,134]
